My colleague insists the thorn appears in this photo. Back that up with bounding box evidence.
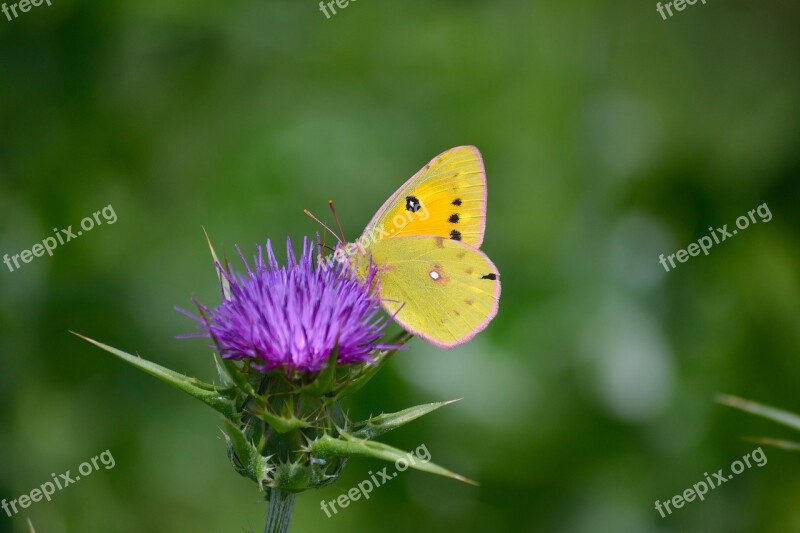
[714,393,742,406]
[442,398,463,406]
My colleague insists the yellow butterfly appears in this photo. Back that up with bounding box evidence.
[337,146,500,349]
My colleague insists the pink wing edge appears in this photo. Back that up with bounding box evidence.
[362,145,488,248]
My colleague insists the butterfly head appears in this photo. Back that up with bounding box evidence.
[328,240,372,281]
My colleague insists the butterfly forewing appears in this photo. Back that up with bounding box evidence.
[361,146,487,248]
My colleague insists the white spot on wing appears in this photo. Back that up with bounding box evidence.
[429,271,440,280]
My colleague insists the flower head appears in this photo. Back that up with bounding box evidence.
[184,236,394,373]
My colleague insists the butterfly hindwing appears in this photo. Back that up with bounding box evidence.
[361,146,486,248]
[367,236,500,348]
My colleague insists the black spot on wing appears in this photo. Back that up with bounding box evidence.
[449,213,460,223]
[481,273,498,280]
[450,230,462,241]
[405,196,422,213]
[452,198,462,206]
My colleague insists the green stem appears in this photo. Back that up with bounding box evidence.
[264,489,296,533]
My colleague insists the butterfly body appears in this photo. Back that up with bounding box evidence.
[346,146,500,348]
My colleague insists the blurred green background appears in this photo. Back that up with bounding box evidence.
[1,1,799,532]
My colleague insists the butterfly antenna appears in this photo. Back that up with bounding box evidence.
[303,209,342,244]
[328,200,347,242]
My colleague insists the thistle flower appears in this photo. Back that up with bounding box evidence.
[77,232,472,533]
[182,236,394,374]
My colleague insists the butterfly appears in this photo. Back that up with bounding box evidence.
[313,146,500,348]
[312,146,500,348]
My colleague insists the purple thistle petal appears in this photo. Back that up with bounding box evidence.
[180,236,400,374]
